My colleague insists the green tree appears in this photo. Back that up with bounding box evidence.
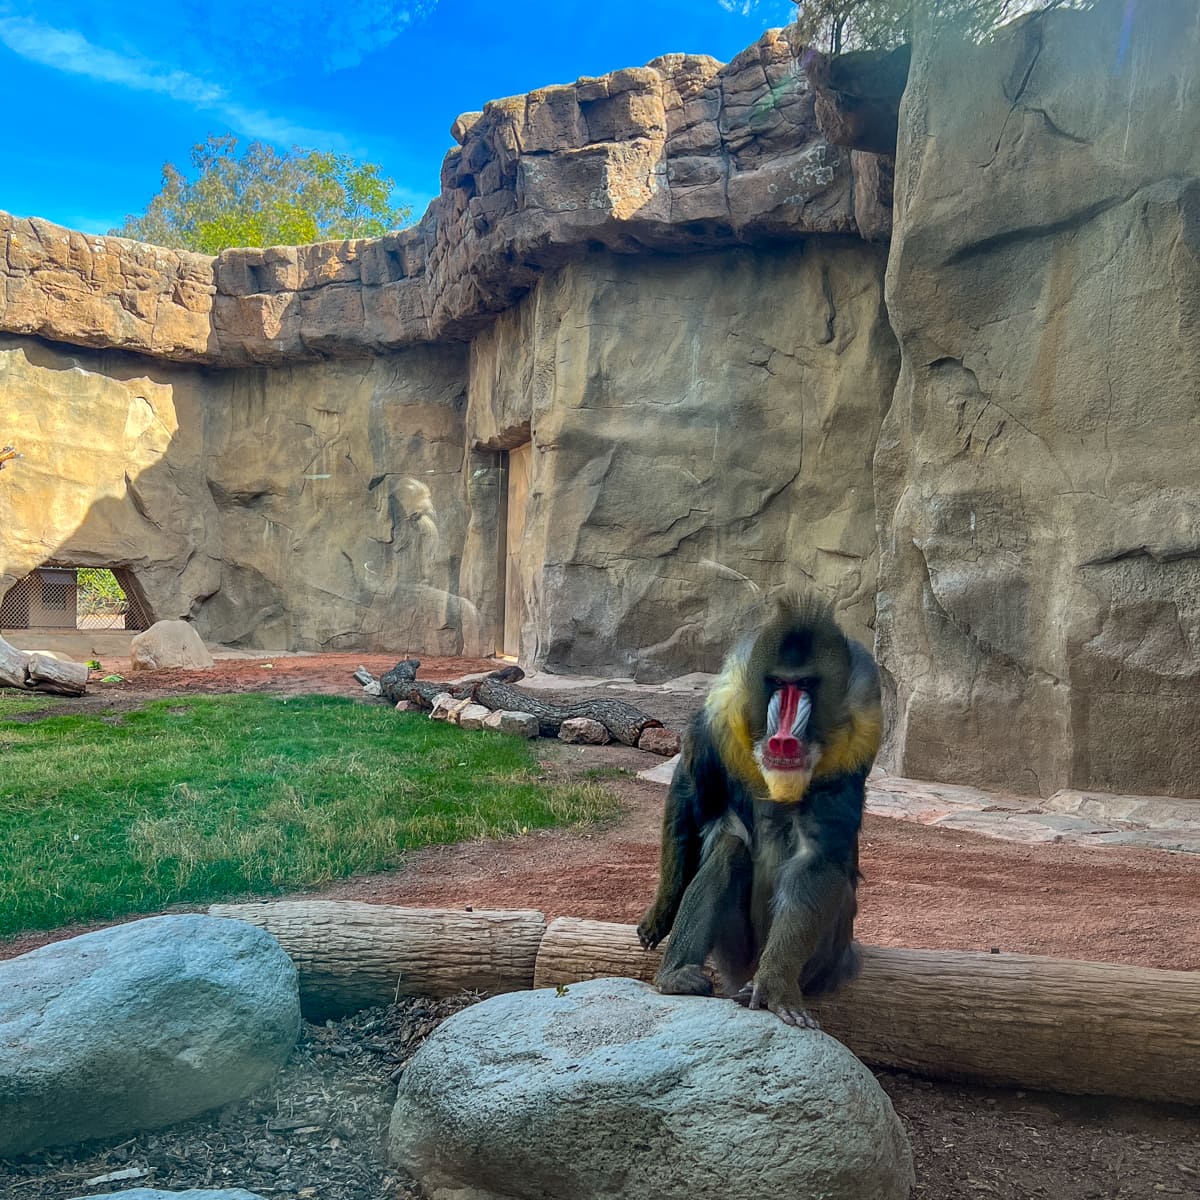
[791,0,1089,54]
[113,134,411,253]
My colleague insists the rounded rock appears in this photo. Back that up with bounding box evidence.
[129,620,214,672]
[388,976,913,1200]
[557,717,609,744]
[0,915,300,1156]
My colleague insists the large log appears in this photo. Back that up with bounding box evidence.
[0,637,29,688]
[209,901,546,1020]
[534,918,1200,1106]
[207,901,1200,1103]
[380,658,663,745]
[26,653,88,696]
[474,681,662,745]
[0,637,87,696]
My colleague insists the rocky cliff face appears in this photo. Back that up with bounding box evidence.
[878,0,1200,796]
[0,335,220,617]
[0,335,473,654]
[1,32,871,367]
[464,246,895,679]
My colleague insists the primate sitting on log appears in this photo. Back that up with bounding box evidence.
[637,589,881,1028]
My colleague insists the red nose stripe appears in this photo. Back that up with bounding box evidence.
[768,684,805,759]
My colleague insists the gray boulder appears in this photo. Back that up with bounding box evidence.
[129,620,214,672]
[0,915,300,1157]
[388,977,912,1200]
[73,1192,267,1200]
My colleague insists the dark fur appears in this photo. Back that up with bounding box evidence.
[637,599,878,1022]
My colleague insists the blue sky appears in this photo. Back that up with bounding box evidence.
[0,1,794,236]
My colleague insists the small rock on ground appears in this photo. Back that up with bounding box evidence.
[456,703,491,730]
[637,726,681,756]
[558,717,609,745]
[129,621,214,672]
[482,709,540,737]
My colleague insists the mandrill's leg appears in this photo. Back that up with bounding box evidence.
[736,860,854,1028]
[655,832,751,997]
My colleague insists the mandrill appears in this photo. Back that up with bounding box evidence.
[637,589,881,1028]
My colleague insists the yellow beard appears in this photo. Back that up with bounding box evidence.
[756,744,821,804]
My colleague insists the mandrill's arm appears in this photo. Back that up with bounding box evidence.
[636,735,703,950]
[737,771,865,1028]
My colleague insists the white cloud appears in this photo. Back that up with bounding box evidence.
[0,18,222,104]
[717,0,794,19]
[0,15,354,150]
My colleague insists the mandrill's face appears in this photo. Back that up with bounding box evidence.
[749,627,850,803]
[754,677,820,802]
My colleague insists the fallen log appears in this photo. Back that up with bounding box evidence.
[379,658,663,746]
[209,901,546,1020]
[208,901,1200,1105]
[380,658,472,707]
[473,681,662,746]
[0,638,28,688]
[0,637,87,696]
[26,653,88,696]
[534,918,1200,1107]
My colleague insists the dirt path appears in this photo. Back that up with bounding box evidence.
[312,738,1200,972]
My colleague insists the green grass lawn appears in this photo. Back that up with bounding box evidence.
[0,693,617,939]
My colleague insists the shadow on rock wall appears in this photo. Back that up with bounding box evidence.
[0,334,481,656]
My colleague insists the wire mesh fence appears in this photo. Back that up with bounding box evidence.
[0,567,152,631]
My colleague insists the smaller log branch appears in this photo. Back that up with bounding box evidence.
[26,655,89,696]
[380,659,663,746]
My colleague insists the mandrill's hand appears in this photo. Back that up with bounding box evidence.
[734,974,821,1029]
[636,907,672,950]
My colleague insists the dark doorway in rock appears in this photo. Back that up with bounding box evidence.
[0,566,153,632]
[499,442,532,660]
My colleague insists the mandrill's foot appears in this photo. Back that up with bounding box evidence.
[734,979,821,1029]
[655,964,714,996]
[637,909,672,950]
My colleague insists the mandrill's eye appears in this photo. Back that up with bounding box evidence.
[766,676,819,694]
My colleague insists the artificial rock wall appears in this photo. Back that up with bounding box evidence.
[2,4,1198,797]
[1,29,894,667]
[0,334,472,653]
[464,245,893,678]
[877,0,1200,797]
